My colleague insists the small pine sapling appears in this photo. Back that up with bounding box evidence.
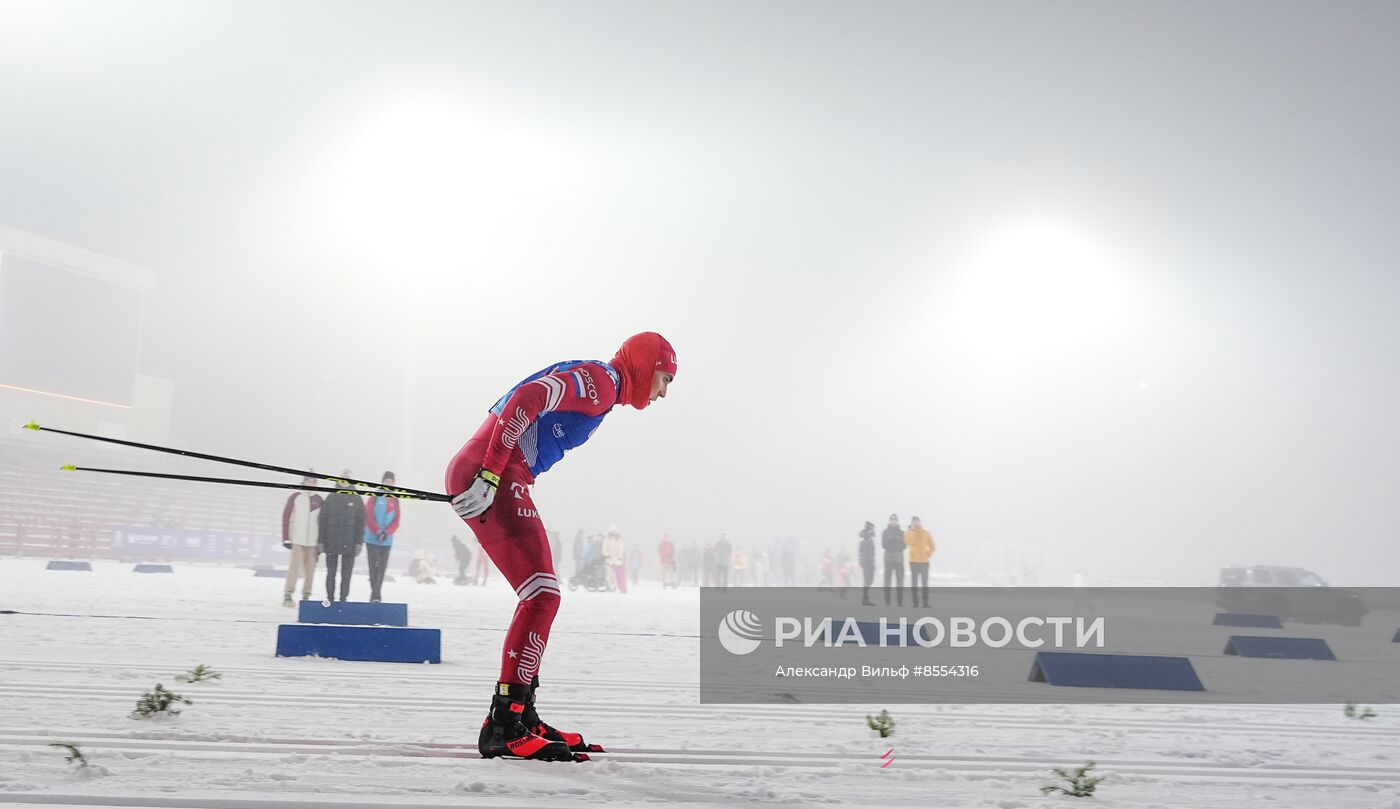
[175,664,222,683]
[866,709,896,738]
[130,684,192,718]
[1041,761,1105,797]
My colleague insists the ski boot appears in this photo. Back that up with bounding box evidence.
[282,593,294,608]
[525,675,604,753]
[477,682,584,762]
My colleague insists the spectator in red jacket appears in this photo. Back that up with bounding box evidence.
[658,534,678,589]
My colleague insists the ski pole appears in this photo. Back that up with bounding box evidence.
[23,420,445,501]
[60,465,450,501]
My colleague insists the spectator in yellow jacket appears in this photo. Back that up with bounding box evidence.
[905,517,935,608]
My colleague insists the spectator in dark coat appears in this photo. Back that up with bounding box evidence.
[881,513,905,607]
[713,533,733,591]
[687,542,701,586]
[858,521,877,606]
[318,470,366,601]
[451,535,473,584]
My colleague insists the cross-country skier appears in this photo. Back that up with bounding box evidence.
[446,332,677,762]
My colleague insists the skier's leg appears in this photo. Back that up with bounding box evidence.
[460,476,580,760]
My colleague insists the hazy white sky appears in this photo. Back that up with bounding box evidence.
[2,0,1397,583]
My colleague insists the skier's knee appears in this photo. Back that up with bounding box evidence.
[519,589,561,622]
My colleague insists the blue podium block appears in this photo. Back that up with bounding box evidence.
[254,568,287,578]
[276,624,440,664]
[1223,635,1335,660]
[1029,652,1204,691]
[46,560,92,571]
[133,563,173,573]
[298,600,408,627]
[1213,613,1283,628]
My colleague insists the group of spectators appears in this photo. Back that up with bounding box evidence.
[647,516,937,600]
[854,514,935,607]
[279,470,401,605]
[652,534,800,590]
[569,529,797,593]
[569,527,643,593]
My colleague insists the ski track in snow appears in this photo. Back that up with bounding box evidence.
[3,559,1399,808]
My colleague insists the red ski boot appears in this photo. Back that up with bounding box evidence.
[477,682,584,762]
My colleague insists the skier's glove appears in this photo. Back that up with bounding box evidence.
[452,469,500,519]
[282,540,292,550]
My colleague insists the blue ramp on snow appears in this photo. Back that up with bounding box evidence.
[298,600,408,627]
[1213,612,1283,628]
[46,560,92,571]
[133,563,173,573]
[276,624,440,664]
[1029,652,1205,691]
[1223,635,1335,660]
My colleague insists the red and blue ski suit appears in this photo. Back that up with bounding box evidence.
[445,359,623,685]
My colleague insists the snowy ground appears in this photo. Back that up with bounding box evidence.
[2,558,1398,808]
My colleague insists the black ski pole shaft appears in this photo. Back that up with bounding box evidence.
[24,420,447,501]
[62,466,450,501]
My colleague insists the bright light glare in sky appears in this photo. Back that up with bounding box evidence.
[946,216,1137,367]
